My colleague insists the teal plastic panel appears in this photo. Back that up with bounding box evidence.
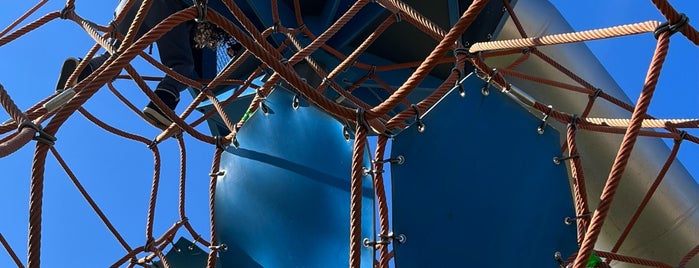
[152,237,221,268]
[390,74,578,267]
[215,88,374,267]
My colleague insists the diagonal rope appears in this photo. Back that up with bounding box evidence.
[572,30,671,268]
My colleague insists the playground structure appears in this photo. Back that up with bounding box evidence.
[0,0,698,267]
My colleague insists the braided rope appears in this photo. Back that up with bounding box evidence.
[609,137,681,256]
[585,117,699,128]
[566,122,590,244]
[206,147,224,268]
[469,21,661,53]
[349,114,368,268]
[0,1,697,267]
[573,31,671,268]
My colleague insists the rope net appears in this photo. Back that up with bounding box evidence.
[0,0,697,267]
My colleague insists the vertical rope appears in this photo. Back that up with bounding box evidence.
[373,135,392,268]
[573,31,671,268]
[349,112,368,268]
[27,143,50,268]
[177,136,188,219]
[566,120,590,244]
[145,145,162,250]
[206,147,224,268]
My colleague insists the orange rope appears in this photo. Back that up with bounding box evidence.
[349,112,368,268]
[469,21,661,53]
[573,30,671,268]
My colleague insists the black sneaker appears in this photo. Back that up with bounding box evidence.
[55,57,92,91]
[143,89,179,129]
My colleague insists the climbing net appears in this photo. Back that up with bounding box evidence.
[0,0,698,267]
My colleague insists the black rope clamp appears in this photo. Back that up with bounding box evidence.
[394,12,403,23]
[209,170,226,177]
[654,13,689,39]
[194,1,207,23]
[147,139,160,149]
[144,238,156,252]
[410,104,425,133]
[214,135,228,150]
[19,121,57,146]
[589,88,603,100]
[568,114,579,129]
[355,108,370,131]
[537,105,553,135]
[675,130,688,143]
[59,5,75,20]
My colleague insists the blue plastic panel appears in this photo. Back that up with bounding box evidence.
[390,74,577,267]
[215,88,374,267]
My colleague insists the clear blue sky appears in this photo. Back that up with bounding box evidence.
[0,1,697,267]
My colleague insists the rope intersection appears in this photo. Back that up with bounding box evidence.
[0,0,698,267]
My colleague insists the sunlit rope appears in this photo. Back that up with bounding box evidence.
[0,0,698,267]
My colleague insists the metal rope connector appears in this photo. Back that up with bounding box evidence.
[342,123,351,141]
[209,170,226,177]
[374,155,405,165]
[209,244,228,252]
[18,121,56,146]
[292,94,300,110]
[362,232,406,248]
[563,212,592,225]
[355,107,370,132]
[537,105,553,135]
[654,13,689,39]
[553,154,579,165]
[411,104,425,133]
[481,68,497,96]
[194,1,207,23]
[451,67,466,97]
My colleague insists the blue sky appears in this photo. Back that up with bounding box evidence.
[0,1,697,267]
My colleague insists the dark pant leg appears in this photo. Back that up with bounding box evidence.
[89,0,197,98]
[144,0,197,96]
